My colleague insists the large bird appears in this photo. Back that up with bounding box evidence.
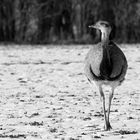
[84,21,128,131]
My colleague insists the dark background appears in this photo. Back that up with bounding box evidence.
[0,0,140,44]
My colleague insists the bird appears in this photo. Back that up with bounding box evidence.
[84,21,128,131]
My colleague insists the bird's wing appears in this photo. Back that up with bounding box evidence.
[84,43,104,80]
[86,44,103,77]
[109,42,128,79]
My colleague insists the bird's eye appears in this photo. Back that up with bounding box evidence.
[100,23,109,28]
[104,24,109,27]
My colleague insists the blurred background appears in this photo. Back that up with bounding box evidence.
[0,0,140,44]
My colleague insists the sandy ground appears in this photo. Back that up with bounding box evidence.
[0,44,139,140]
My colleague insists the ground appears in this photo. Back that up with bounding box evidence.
[0,44,139,140]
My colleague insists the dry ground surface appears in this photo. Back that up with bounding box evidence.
[0,44,139,140]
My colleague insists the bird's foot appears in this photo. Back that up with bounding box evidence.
[104,122,112,131]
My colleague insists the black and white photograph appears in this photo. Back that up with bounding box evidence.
[0,0,140,139]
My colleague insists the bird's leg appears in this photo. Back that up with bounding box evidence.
[99,86,108,131]
[106,87,114,130]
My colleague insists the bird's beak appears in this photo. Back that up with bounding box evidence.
[88,24,98,29]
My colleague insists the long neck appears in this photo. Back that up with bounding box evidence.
[101,31,111,66]
[101,31,110,45]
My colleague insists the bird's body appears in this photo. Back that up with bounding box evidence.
[85,41,127,84]
[85,21,128,130]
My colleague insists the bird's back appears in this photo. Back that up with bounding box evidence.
[85,41,127,82]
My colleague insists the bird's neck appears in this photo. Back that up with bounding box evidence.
[101,31,110,46]
[101,31,111,67]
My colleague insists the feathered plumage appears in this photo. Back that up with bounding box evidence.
[85,21,128,130]
[85,41,127,82]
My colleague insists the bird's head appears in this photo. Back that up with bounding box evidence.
[89,21,115,42]
[89,21,111,36]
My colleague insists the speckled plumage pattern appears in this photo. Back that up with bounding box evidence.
[85,41,128,84]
